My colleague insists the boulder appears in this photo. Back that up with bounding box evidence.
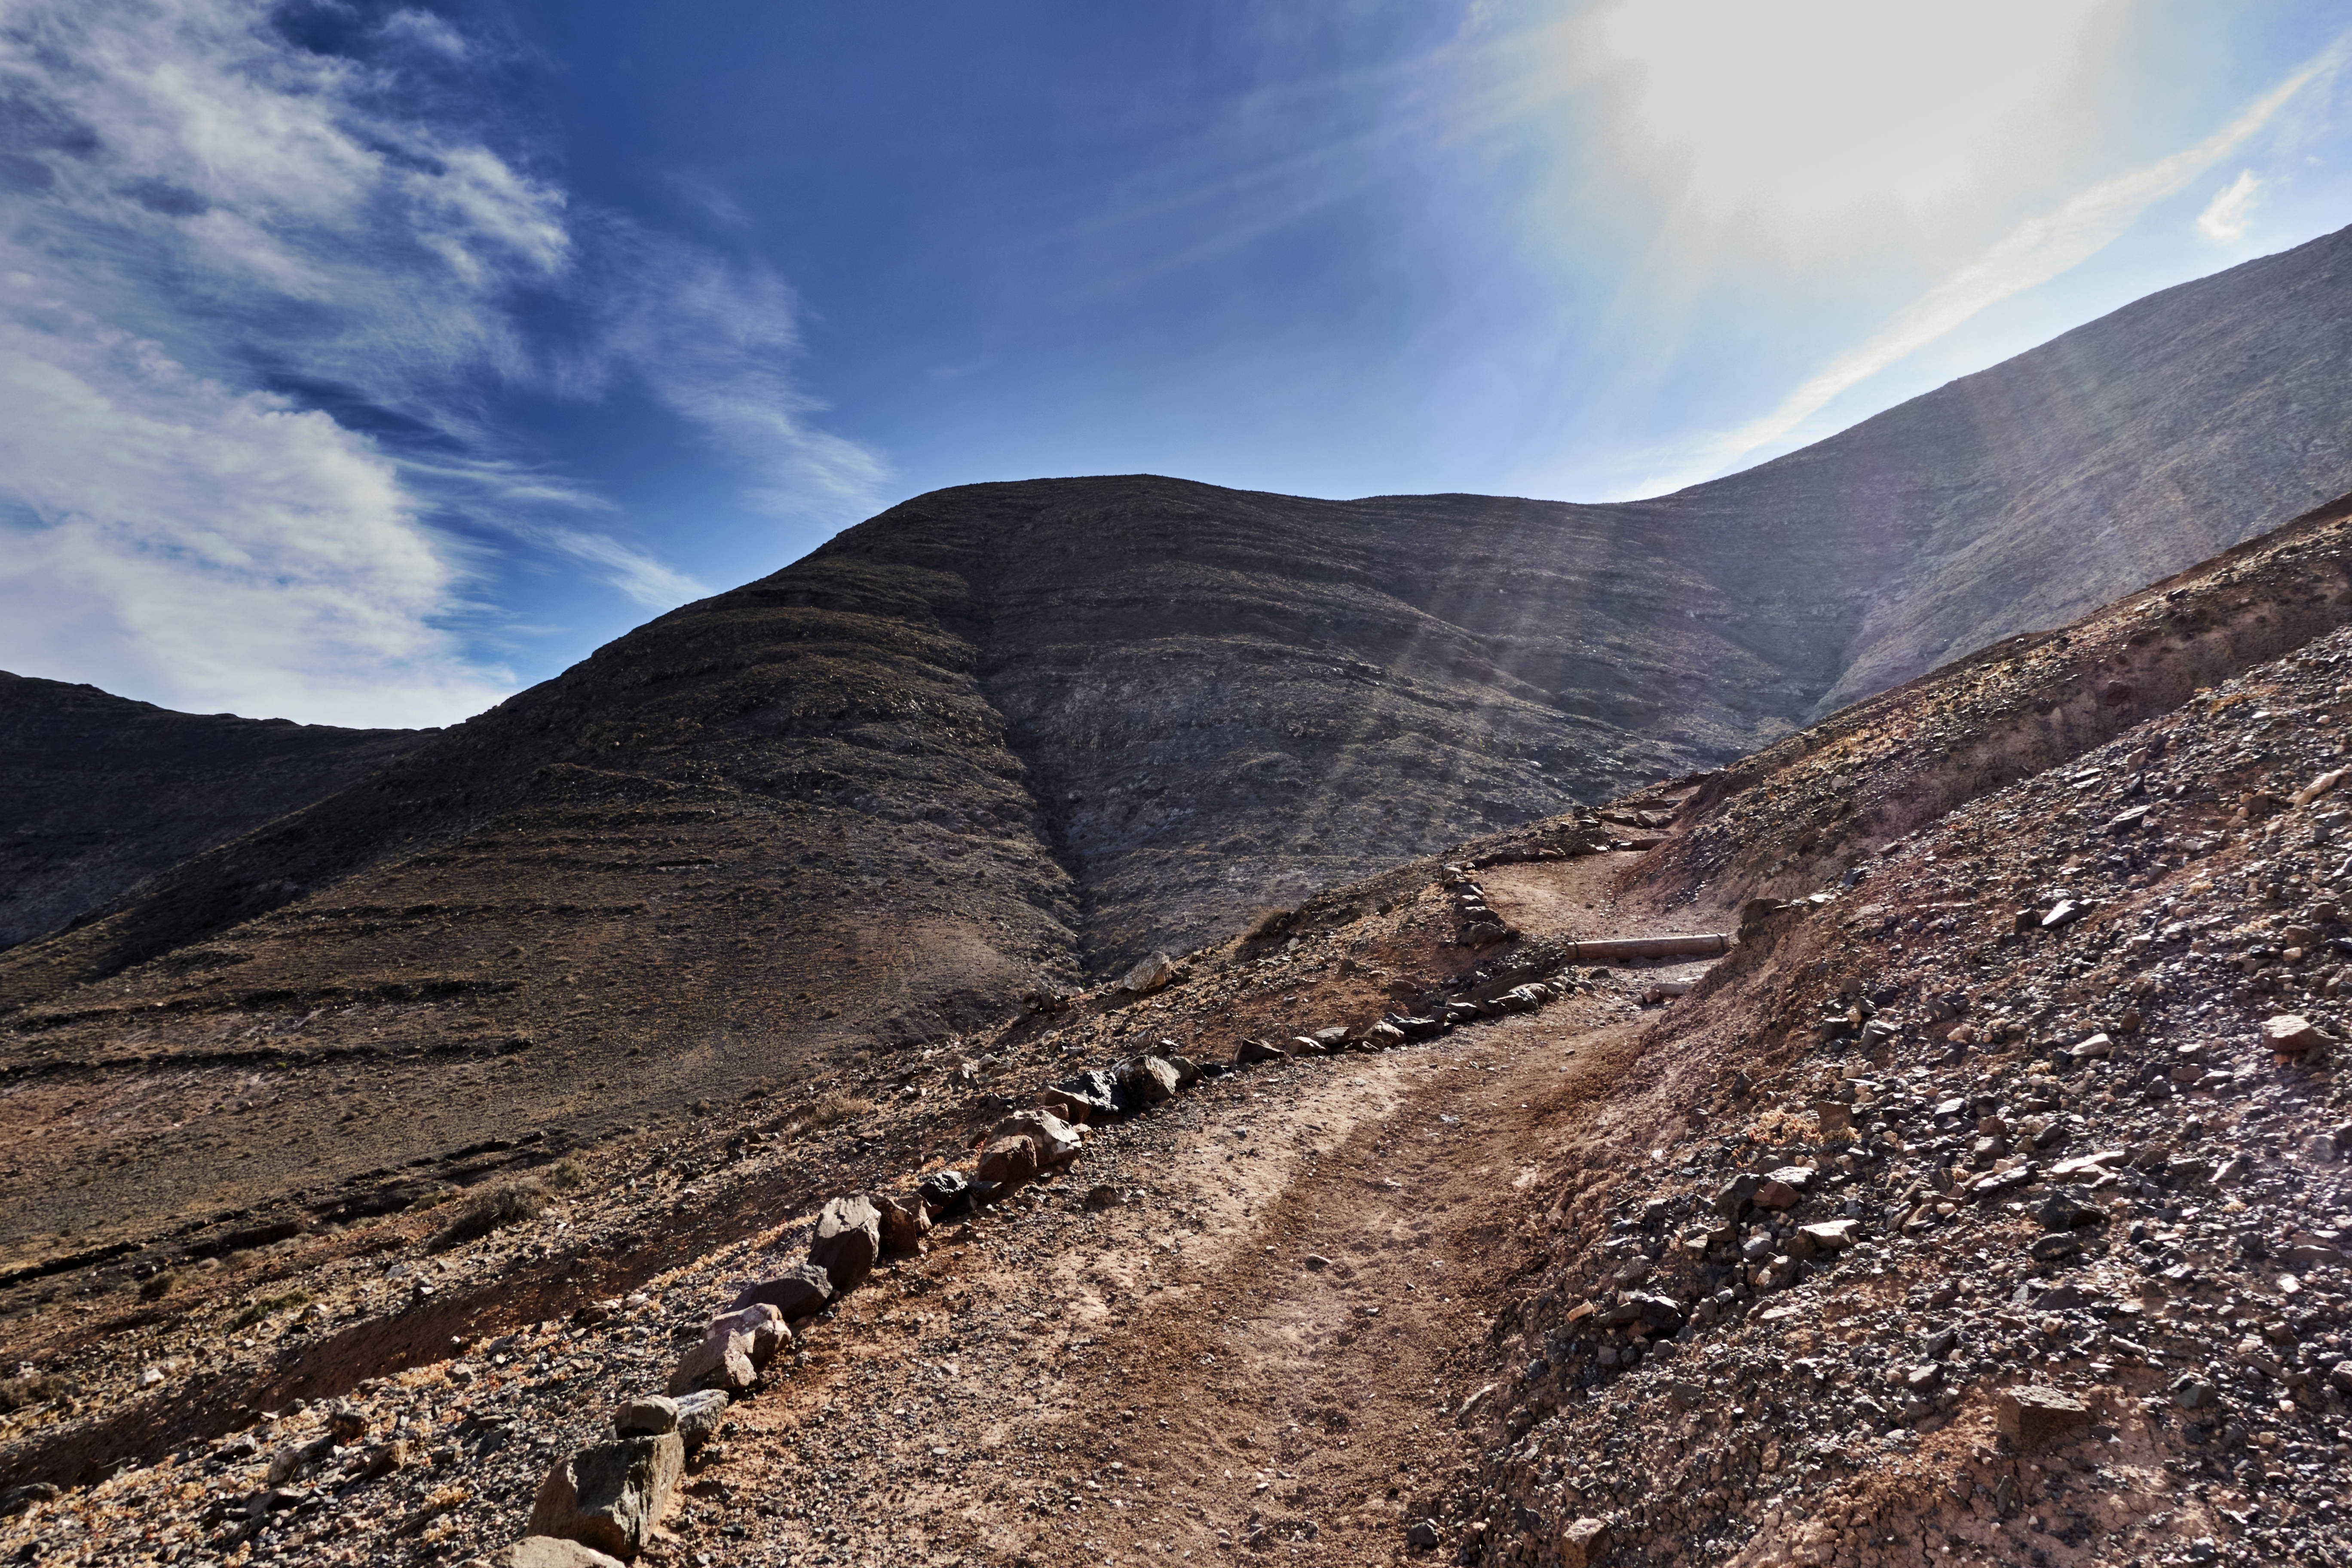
[612,1397,678,1437]
[527,1432,683,1562]
[1111,1055,1181,1112]
[673,1389,729,1450]
[916,1170,970,1216]
[987,1110,1084,1167]
[1996,1385,2092,1452]
[1406,1519,1442,1550]
[1814,1100,1854,1136]
[668,1304,788,1396]
[1752,1178,1801,1211]
[2263,1015,2327,1055]
[1235,1038,1292,1065]
[1289,1035,1329,1056]
[484,1540,628,1568]
[874,1191,932,1254]
[1359,1023,1407,1049]
[1559,1516,1610,1568]
[1120,951,1176,995]
[810,1195,882,1290]
[1163,1053,1204,1087]
[977,1133,1039,1188]
[731,1261,833,1320]
[2037,1188,2104,1231]
[1040,1069,1119,1124]
[1798,1219,1860,1250]
[1713,1173,1762,1219]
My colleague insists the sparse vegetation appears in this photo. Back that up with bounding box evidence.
[548,1157,586,1190]
[0,1371,70,1413]
[138,1270,180,1301]
[224,1289,310,1331]
[805,1090,875,1129]
[428,1178,551,1253]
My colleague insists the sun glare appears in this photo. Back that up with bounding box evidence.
[1569,0,2126,239]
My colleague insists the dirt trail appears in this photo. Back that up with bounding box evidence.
[680,851,1714,1567]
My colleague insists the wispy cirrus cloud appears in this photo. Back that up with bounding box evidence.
[2197,169,2264,243]
[0,0,872,726]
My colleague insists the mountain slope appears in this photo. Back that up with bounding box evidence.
[0,674,423,951]
[8,231,2352,1263]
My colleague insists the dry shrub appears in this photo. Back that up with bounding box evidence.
[0,1371,70,1412]
[138,1270,180,1302]
[805,1091,874,1130]
[548,1158,586,1191]
[429,1179,550,1253]
[225,1289,310,1331]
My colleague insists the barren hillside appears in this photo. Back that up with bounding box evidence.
[0,674,423,952]
[2,499,2349,1568]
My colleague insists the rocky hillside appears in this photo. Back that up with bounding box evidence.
[9,229,2352,1323]
[0,673,421,951]
[0,495,2349,1568]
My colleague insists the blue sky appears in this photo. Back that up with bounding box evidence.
[3,0,2350,726]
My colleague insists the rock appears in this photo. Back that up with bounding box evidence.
[1311,1026,1350,1048]
[1559,1517,1610,1568]
[916,1170,970,1216]
[360,1439,408,1477]
[1752,1178,1801,1210]
[2172,1377,2218,1410]
[613,1396,678,1437]
[673,1389,729,1450]
[1796,1219,1860,1252]
[1081,1183,1124,1211]
[668,1304,787,1396]
[527,1431,684,1562]
[988,1109,1084,1167]
[731,1261,833,1320]
[325,1404,368,1444]
[1162,1051,1204,1086]
[1360,1022,1408,1048]
[1406,1519,1442,1550]
[1289,1034,1329,1055]
[1236,1038,1293,1065]
[810,1195,882,1290]
[2036,1188,2104,1230]
[2262,1015,2327,1055]
[1815,1099,1854,1136]
[1997,1385,2092,1452]
[1111,1054,1181,1111]
[1120,951,1177,995]
[1040,1069,1118,1123]
[484,1540,627,1568]
[977,1133,1039,1188]
[1629,1293,1684,1332]
[2028,1232,2080,1262]
[874,1190,932,1254]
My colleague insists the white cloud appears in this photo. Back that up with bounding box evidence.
[0,0,873,725]
[536,526,712,610]
[2196,168,2263,242]
[596,234,890,521]
[0,291,512,726]
[1660,39,2343,485]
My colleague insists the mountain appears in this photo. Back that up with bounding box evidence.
[0,673,423,951]
[5,497,2351,1568]
[9,228,2352,1266]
